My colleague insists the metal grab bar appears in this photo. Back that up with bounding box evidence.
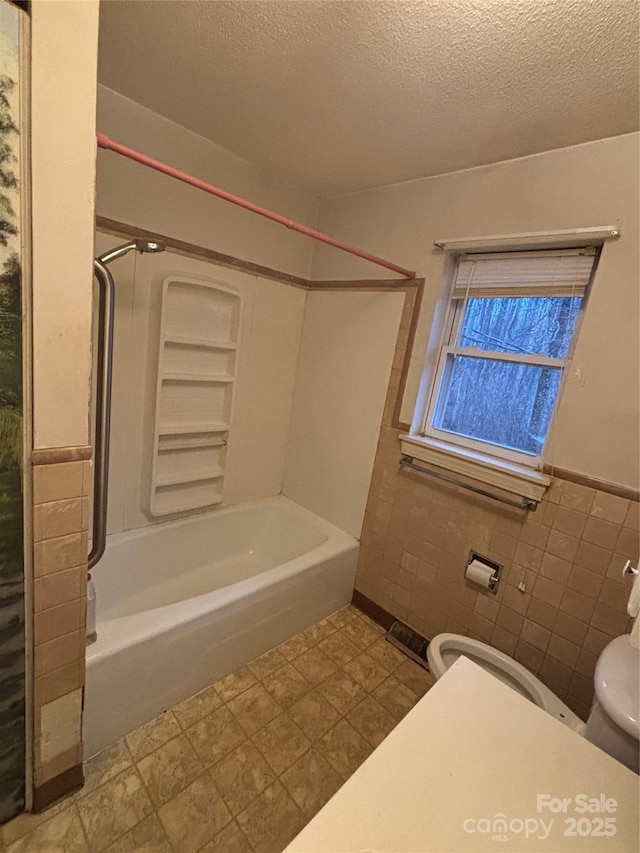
[88,259,116,569]
[399,454,538,511]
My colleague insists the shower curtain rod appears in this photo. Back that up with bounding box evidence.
[96,132,417,279]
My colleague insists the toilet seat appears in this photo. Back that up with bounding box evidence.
[427,632,586,734]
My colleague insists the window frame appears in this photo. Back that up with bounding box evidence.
[419,249,594,469]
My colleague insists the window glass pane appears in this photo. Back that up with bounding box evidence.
[459,296,581,358]
[433,355,562,455]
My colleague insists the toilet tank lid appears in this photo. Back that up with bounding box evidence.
[594,634,639,739]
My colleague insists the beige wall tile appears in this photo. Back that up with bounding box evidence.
[34,743,83,787]
[582,516,622,550]
[33,462,84,505]
[526,598,558,631]
[624,502,639,531]
[34,567,83,612]
[567,566,603,600]
[545,529,579,562]
[34,497,83,541]
[559,482,595,514]
[34,532,86,577]
[553,611,589,647]
[590,491,630,525]
[616,525,640,558]
[354,370,639,706]
[547,635,580,668]
[521,619,551,652]
[590,602,631,637]
[532,575,564,608]
[34,659,84,707]
[553,506,587,539]
[35,630,85,677]
[35,599,84,646]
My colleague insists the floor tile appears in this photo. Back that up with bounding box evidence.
[393,658,436,697]
[125,712,182,762]
[76,766,153,852]
[200,820,253,853]
[103,814,172,853]
[5,805,87,853]
[291,646,337,685]
[80,740,134,798]
[326,606,359,630]
[318,630,360,666]
[366,638,407,672]
[372,675,420,721]
[262,662,311,709]
[343,650,390,692]
[277,632,314,661]
[317,669,367,715]
[157,772,231,853]
[185,706,246,767]
[281,749,342,819]
[252,714,311,775]
[247,647,287,680]
[317,719,373,780]
[172,685,222,729]
[346,695,397,747]
[213,665,257,702]
[227,683,282,735]
[236,780,304,853]
[209,740,276,815]
[288,689,341,742]
[341,617,382,648]
[136,734,203,807]
[303,618,335,644]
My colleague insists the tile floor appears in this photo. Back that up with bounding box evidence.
[1,605,435,853]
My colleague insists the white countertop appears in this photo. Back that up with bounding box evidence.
[285,657,639,853]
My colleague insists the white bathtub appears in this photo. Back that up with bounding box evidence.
[84,496,358,757]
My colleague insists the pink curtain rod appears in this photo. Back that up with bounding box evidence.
[96,132,416,280]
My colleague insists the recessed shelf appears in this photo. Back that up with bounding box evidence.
[158,423,230,436]
[164,335,237,350]
[161,373,234,383]
[158,437,227,451]
[150,276,241,517]
[156,470,224,487]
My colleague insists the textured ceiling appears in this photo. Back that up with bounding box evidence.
[98,0,639,198]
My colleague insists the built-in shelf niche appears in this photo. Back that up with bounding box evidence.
[150,277,241,516]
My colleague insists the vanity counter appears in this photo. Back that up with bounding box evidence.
[285,656,639,852]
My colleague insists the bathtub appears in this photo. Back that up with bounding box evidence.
[84,496,358,757]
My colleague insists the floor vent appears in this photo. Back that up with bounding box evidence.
[386,620,430,670]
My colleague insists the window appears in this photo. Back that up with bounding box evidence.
[421,247,597,467]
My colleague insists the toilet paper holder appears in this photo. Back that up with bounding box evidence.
[465,550,503,595]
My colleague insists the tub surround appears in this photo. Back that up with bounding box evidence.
[285,656,639,853]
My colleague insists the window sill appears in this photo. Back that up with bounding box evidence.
[399,434,551,504]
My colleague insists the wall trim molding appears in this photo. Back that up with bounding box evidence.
[32,764,84,813]
[31,446,92,465]
[352,589,396,632]
[542,464,639,502]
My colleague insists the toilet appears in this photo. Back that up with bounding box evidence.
[428,632,640,771]
[427,633,586,733]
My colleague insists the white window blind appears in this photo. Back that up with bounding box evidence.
[452,248,597,299]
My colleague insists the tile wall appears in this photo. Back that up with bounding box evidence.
[31,457,90,792]
[358,354,638,723]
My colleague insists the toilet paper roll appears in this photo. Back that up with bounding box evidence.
[465,559,495,590]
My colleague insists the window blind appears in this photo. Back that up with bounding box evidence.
[452,247,597,299]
